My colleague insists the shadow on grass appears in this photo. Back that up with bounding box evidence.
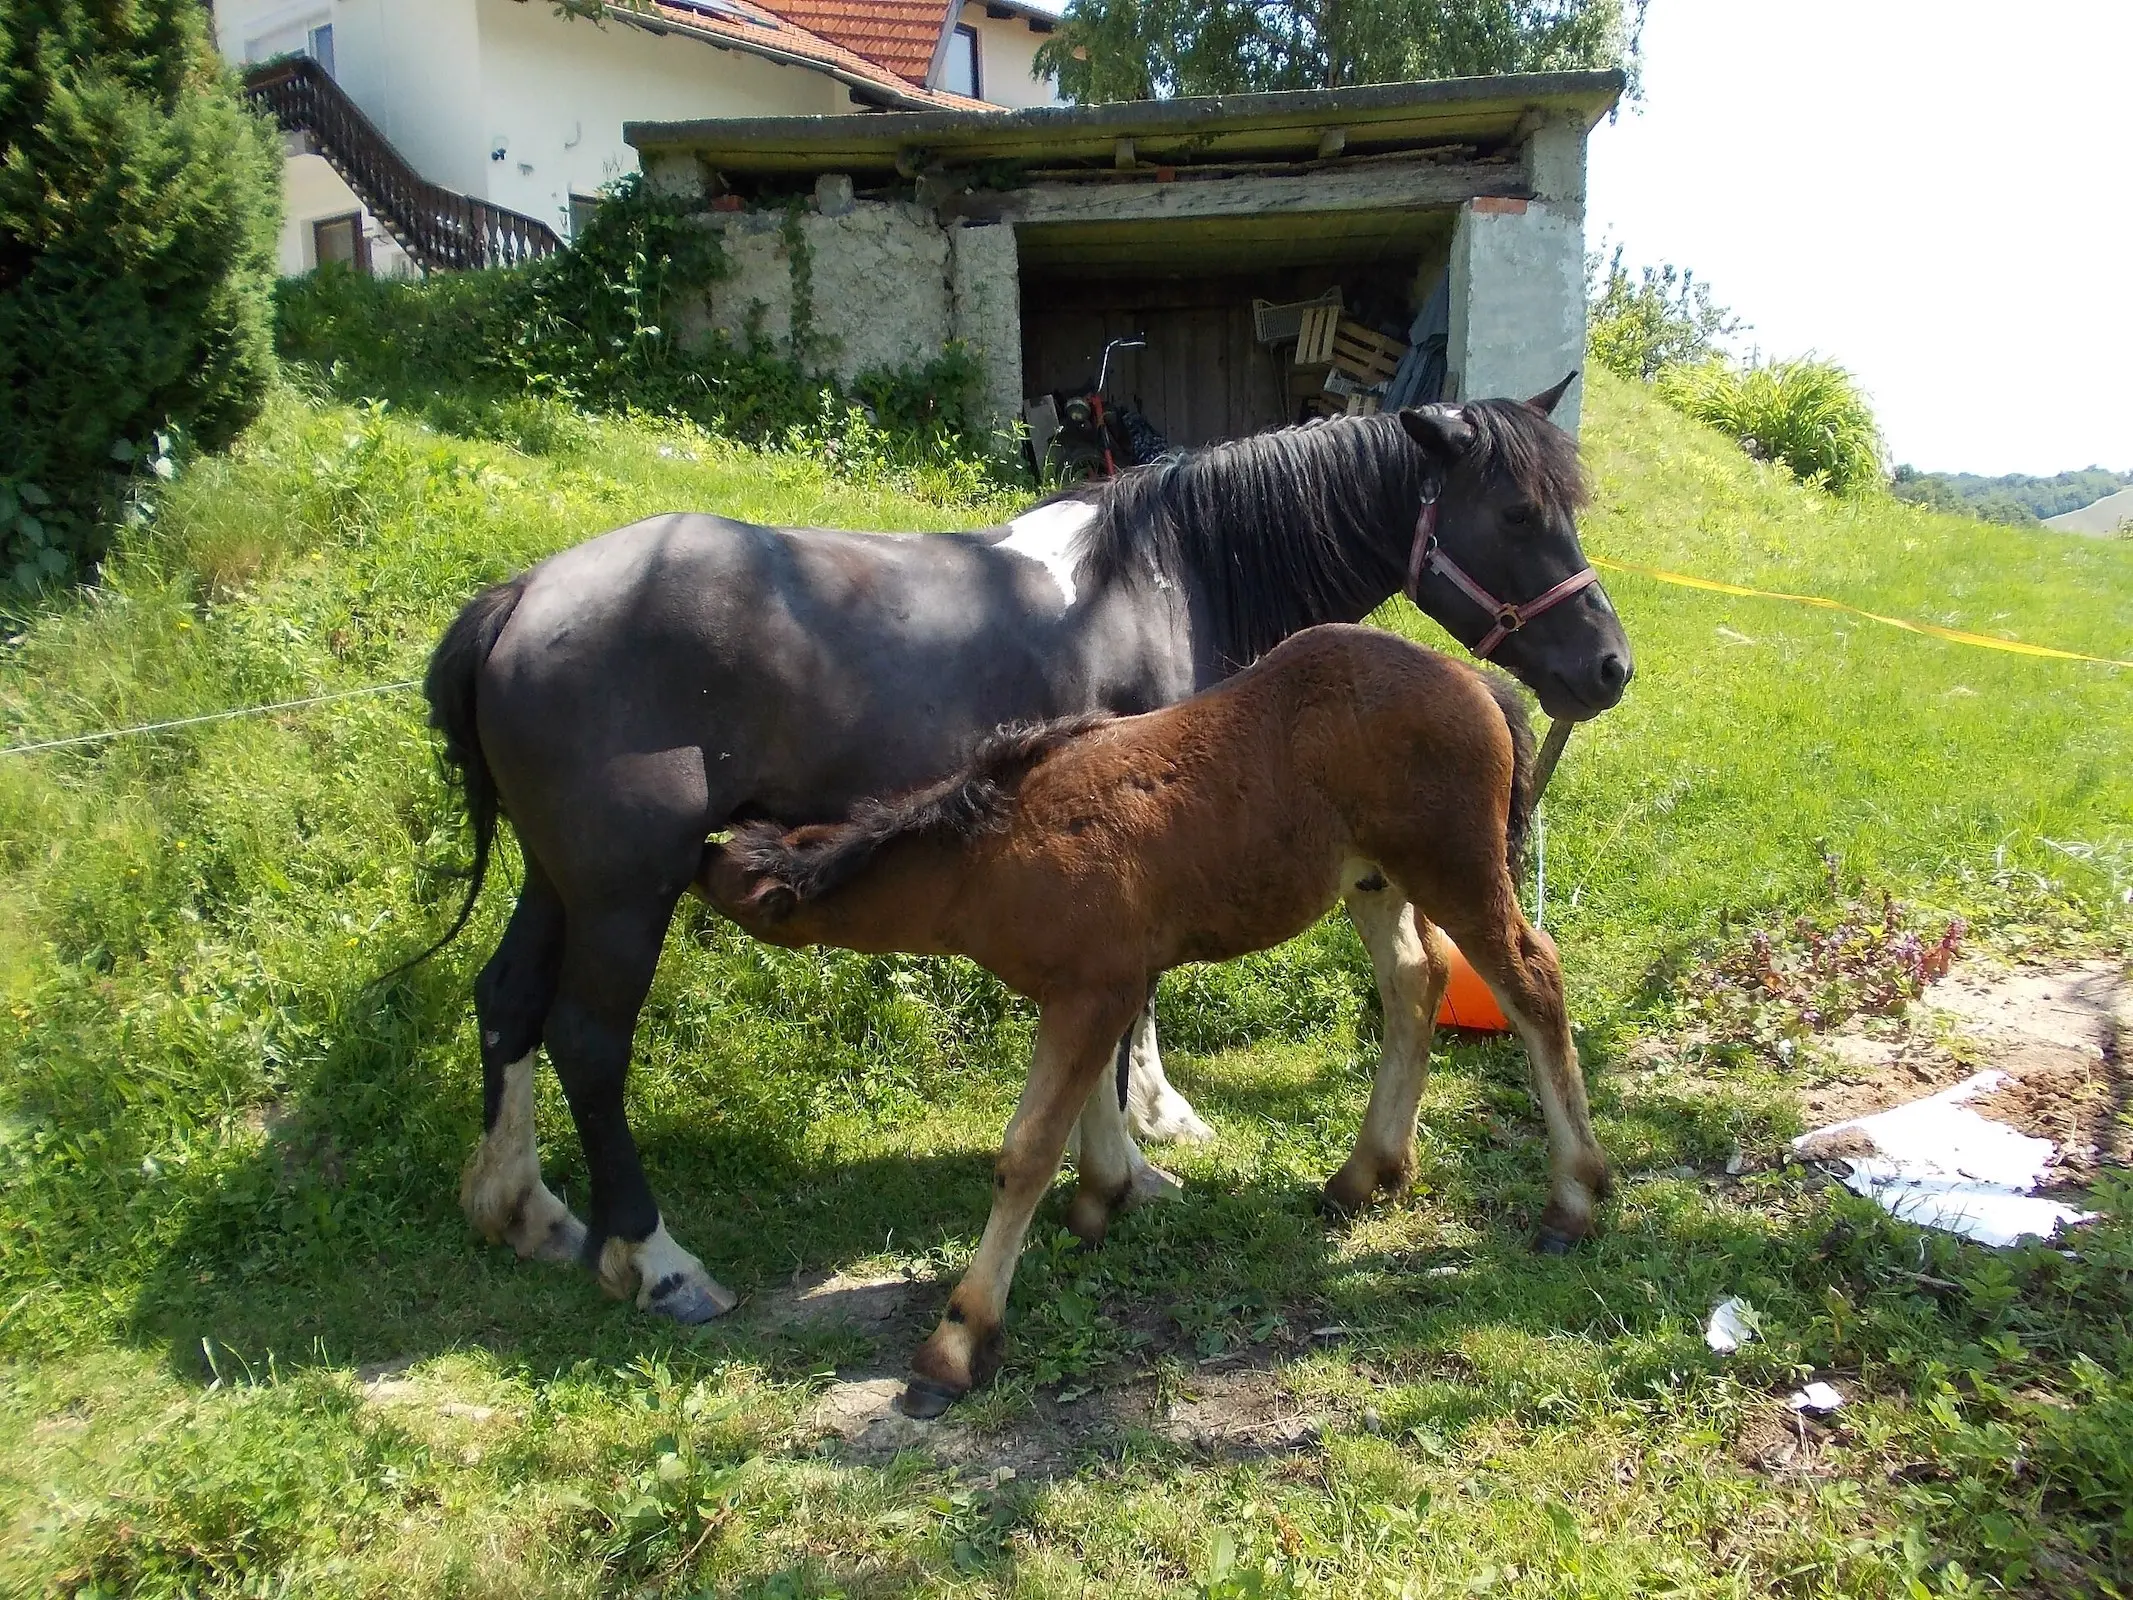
[117,985,1827,1443]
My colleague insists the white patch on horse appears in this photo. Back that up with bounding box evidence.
[998,500,1098,609]
[1121,1006,1215,1145]
[597,1218,738,1321]
[459,1055,584,1264]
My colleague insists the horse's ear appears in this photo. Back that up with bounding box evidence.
[749,881,799,923]
[1398,404,1476,463]
[1525,372,1577,417]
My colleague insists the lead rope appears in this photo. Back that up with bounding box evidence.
[1528,717,1575,929]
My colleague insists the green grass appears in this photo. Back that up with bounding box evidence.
[1,370,2129,1598]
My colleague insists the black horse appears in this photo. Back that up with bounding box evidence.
[424,379,1632,1322]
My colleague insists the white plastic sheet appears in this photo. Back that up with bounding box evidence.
[1704,1296,1760,1354]
[1792,1071,2096,1246]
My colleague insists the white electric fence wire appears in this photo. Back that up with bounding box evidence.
[0,680,420,758]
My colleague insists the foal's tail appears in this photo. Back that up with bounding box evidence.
[1478,673,1536,875]
[384,577,527,975]
[720,714,1109,920]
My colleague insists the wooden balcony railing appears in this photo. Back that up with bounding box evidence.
[244,55,562,273]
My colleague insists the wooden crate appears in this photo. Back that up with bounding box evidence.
[1327,319,1405,385]
[1294,304,1342,365]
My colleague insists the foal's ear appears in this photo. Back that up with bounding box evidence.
[748,881,799,923]
[1525,371,1577,417]
[1398,404,1476,462]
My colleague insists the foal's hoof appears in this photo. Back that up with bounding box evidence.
[647,1273,739,1324]
[898,1375,962,1420]
[1531,1226,1582,1256]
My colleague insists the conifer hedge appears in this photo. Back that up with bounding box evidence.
[0,0,281,593]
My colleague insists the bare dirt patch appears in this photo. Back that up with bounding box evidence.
[807,1362,1328,1478]
[1799,957,2130,1185]
[761,1268,920,1334]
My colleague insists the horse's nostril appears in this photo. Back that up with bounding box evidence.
[1597,653,1630,691]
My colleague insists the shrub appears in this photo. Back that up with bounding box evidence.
[1658,356,1887,496]
[1586,244,1742,381]
[0,0,281,596]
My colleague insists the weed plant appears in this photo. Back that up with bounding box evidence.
[0,372,2128,1596]
[1659,358,1888,497]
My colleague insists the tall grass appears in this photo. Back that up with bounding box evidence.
[1655,357,1887,496]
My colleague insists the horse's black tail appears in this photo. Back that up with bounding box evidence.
[379,578,526,978]
[1479,672,1536,878]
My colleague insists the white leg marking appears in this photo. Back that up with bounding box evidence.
[1122,1007,1215,1145]
[597,1218,738,1322]
[1078,1070,1183,1210]
[997,500,1097,608]
[460,1055,585,1264]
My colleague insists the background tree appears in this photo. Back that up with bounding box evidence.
[1586,243,1743,382]
[0,0,282,594]
[1035,0,1644,103]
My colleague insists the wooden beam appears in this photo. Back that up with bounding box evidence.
[952,158,1523,226]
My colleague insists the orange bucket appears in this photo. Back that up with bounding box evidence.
[1435,939,1509,1032]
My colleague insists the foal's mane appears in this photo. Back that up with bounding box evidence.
[727,713,1112,913]
[1066,400,1586,668]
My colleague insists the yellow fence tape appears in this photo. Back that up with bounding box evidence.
[1590,556,2133,670]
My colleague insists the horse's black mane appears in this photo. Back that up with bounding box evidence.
[1067,400,1587,668]
[727,713,1112,913]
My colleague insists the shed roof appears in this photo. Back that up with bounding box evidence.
[627,71,1625,172]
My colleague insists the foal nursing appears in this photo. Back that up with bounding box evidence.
[701,623,1611,1416]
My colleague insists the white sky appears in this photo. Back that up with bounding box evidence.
[1587,0,2133,476]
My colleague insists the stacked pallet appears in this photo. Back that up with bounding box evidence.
[1255,291,1411,419]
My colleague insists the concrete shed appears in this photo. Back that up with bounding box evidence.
[626,73,1621,454]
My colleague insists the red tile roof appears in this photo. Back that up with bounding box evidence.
[631,0,986,111]
[763,0,951,85]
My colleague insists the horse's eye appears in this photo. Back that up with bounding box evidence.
[1502,504,1533,526]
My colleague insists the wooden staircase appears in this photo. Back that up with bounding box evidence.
[244,56,561,273]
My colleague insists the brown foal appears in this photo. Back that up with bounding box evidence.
[697,623,1612,1416]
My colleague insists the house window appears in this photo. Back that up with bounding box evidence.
[942,24,980,99]
[308,23,335,76]
[569,194,603,240]
[313,213,369,272]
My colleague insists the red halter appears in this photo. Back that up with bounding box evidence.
[1405,496,1600,660]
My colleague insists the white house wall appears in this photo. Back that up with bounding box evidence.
[334,0,490,195]
[473,0,852,236]
[959,4,1057,109]
[277,146,412,276]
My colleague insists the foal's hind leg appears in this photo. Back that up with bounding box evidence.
[1324,873,1452,1215]
[462,872,585,1264]
[1066,1035,1184,1246]
[1437,893,1611,1249]
[905,987,1143,1417]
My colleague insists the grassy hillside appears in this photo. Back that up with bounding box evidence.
[0,371,2128,1597]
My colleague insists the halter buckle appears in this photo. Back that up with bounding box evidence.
[1493,603,1523,633]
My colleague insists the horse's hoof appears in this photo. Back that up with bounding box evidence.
[1531,1227,1580,1256]
[898,1376,961,1420]
[1066,1191,1112,1248]
[646,1273,738,1324]
[1128,1088,1216,1146]
[1124,1161,1184,1208]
